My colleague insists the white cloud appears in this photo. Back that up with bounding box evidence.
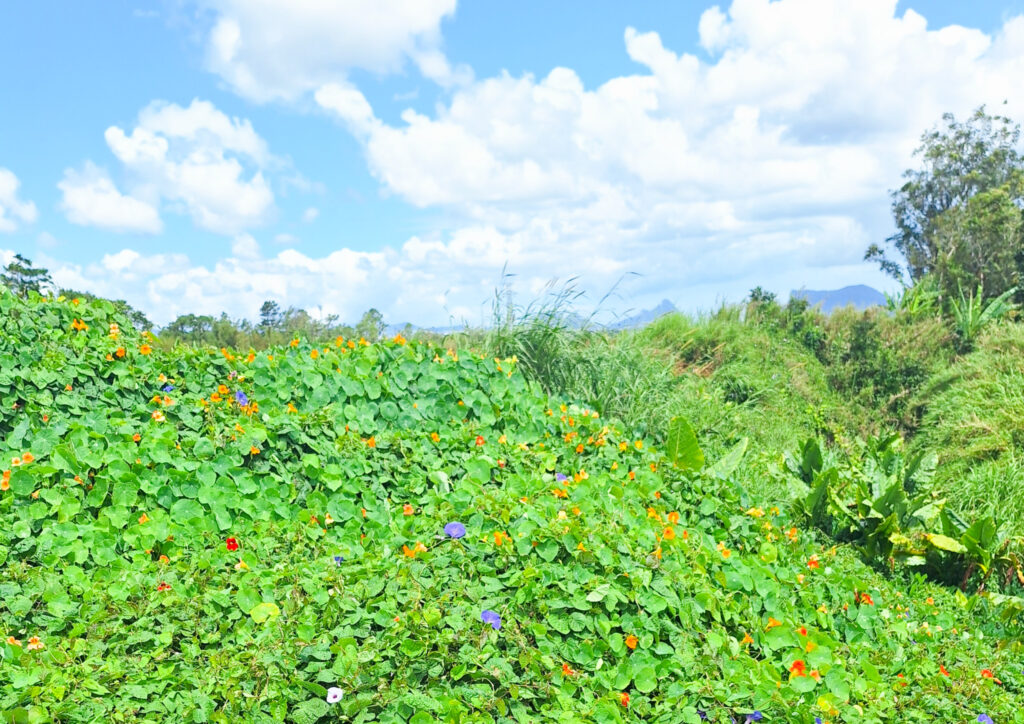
[274,232,299,244]
[0,168,38,232]
[62,99,275,235]
[301,207,319,223]
[200,0,463,102]
[58,163,163,234]
[231,233,261,259]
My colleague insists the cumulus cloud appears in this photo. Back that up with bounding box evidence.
[199,0,464,102]
[60,99,275,235]
[58,163,162,234]
[44,0,1024,326]
[0,168,38,232]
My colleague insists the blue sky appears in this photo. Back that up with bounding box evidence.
[2,0,1024,326]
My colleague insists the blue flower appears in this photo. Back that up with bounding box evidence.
[235,390,249,406]
[815,719,822,724]
[333,555,344,566]
[162,385,174,392]
[555,473,568,483]
[978,715,993,724]
[746,713,762,723]
[480,609,501,630]
[444,522,466,539]
[697,711,708,721]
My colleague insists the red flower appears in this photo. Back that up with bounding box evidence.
[807,555,820,569]
[561,663,576,676]
[981,669,1002,684]
[225,537,239,552]
[475,435,485,446]
[620,692,630,708]
[789,659,807,677]
[858,592,875,606]
[157,582,171,592]
[939,664,950,677]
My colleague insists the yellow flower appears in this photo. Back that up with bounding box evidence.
[151,410,165,422]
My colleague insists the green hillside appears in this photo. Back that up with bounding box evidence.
[1,288,1022,723]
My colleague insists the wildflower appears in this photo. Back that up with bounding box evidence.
[858,592,875,606]
[562,663,576,676]
[324,513,334,525]
[625,634,638,650]
[555,472,568,484]
[333,555,344,566]
[663,526,676,541]
[797,626,808,636]
[151,410,165,422]
[634,440,643,450]
[235,559,248,571]
[475,435,485,446]
[765,617,782,631]
[498,434,507,444]
[138,513,149,524]
[741,632,754,645]
[159,555,169,564]
[139,344,152,355]
[235,390,248,406]
[978,716,993,724]
[431,432,440,442]
[807,555,820,569]
[226,537,239,552]
[157,582,171,592]
[790,659,807,677]
[746,507,764,518]
[326,687,343,704]
[403,503,415,516]
[6,636,21,646]
[366,436,376,448]
[667,511,680,524]
[250,446,260,455]
[494,531,508,546]
[444,522,466,539]
[552,488,568,498]
[939,664,950,676]
[746,713,762,722]
[480,609,502,630]
[786,527,798,541]
[980,669,1002,684]
[133,433,141,442]
[11,457,21,467]
[26,637,44,651]
[310,349,319,359]
[620,692,630,707]
[287,402,297,413]
[210,393,222,403]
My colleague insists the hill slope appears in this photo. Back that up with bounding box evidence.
[0,288,1021,722]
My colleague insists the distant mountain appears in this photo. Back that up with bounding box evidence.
[790,285,886,312]
[607,299,678,330]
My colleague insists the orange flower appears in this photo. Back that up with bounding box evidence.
[430,432,440,442]
[552,488,568,498]
[562,663,576,676]
[0,478,9,492]
[217,384,229,395]
[287,402,297,413]
[667,511,680,524]
[26,636,44,651]
[807,555,820,569]
[310,349,319,359]
[138,513,149,525]
[210,393,222,403]
[741,632,754,645]
[403,504,414,516]
[939,664,950,677]
[21,452,34,464]
[810,670,821,681]
[797,626,808,636]
[494,531,508,546]
[158,555,169,564]
[628,471,636,481]
[366,436,376,448]
[156,582,171,592]
[151,410,165,422]
[786,527,798,541]
[765,617,782,631]
[789,659,806,677]
[250,446,260,455]
[139,345,152,355]
[981,669,1002,684]
[620,692,630,708]
[475,435,485,446]
[662,526,676,541]
[625,634,638,650]
[6,636,21,646]
[71,318,88,331]
[858,592,874,606]
[646,507,660,520]
[11,457,22,467]
[132,433,141,442]
[290,339,299,347]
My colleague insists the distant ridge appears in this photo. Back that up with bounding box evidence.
[607,299,678,330]
[790,284,886,312]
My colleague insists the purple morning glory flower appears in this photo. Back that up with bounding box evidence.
[162,385,174,392]
[481,609,501,630]
[746,713,762,723]
[444,522,466,539]
[978,716,993,724]
[698,711,708,721]
[333,555,344,566]
[235,390,249,406]
[555,473,568,483]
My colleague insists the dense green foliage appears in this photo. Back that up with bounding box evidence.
[2,288,1024,723]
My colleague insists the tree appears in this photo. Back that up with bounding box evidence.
[866,106,1024,294]
[258,300,283,331]
[1,254,53,296]
[355,308,385,342]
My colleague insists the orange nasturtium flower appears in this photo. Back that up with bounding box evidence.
[287,402,297,413]
[741,632,754,645]
[561,663,576,676]
[667,511,680,524]
[21,452,34,464]
[365,436,376,448]
[403,504,415,516]
[71,318,88,331]
[139,345,152,355]
[138,513,149,525]
[310,349,319,359]
[625,634,638,650]
[430,432,440,442]
[981,669,1002,684]
[789,660,807,678]
[765,617,783,631]
[552,488,568,499]
[250,446,260,455]
[663,527,676,541]
[151,410,165,422]
[807,555,820,569]
[26,637,44,651]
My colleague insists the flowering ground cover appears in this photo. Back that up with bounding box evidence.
[1,289,1022,723]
